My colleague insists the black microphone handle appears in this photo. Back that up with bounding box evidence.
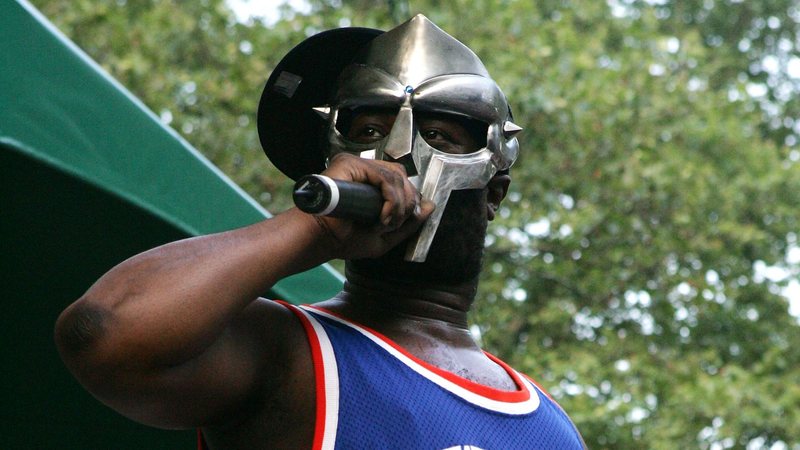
[293,174,383,223]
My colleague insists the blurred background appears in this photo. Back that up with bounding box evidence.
[10,0,800,448]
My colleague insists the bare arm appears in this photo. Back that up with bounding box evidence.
[54,154,433,429]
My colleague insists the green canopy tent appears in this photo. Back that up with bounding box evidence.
[0,1,342,447]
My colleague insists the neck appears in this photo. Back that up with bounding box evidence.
[321,264,479,336]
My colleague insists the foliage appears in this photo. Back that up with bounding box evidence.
[30,0,800,447]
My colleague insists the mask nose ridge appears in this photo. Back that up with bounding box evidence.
[381,106,414,160]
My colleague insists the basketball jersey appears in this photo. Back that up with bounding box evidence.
[283,303,586,450]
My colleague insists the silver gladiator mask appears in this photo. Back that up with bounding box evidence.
[313,15,522,261]
[257,15,521,262]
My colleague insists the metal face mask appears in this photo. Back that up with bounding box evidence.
[314,15,521,262]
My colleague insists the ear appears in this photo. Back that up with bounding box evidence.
[486,173,511,221]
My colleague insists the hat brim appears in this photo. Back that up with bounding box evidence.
[257,27,383,181]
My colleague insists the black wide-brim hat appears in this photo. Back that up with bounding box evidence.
[257,27,383,181]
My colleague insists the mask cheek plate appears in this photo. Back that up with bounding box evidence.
[405,147,496,261]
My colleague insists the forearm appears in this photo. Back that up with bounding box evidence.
[55,208,331,371]
[54,154,431,423]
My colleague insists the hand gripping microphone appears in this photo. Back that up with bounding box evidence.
[293,175,383,223]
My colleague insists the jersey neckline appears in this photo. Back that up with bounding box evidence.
[303,304,540,413]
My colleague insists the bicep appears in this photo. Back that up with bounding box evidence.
[94,299,305,429]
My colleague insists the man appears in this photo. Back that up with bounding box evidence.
[55,15,585,449]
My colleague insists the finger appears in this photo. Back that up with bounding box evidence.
[405,180,420,220]
[322,153,365,181]
[379,199,435,249]
[365,163,409,229]
[378,166,404,227]
[416,198,435,221]
[323,155,412,229]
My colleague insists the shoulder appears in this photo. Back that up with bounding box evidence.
[520,373,587,449]
[201,299,318,446]
[236,298,312,373]
[205,298,316,420]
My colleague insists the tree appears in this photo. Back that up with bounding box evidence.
[30,0,800,447]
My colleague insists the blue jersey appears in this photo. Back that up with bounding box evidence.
[284,303,585,450]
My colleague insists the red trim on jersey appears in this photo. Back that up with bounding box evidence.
[196,428,210,450]
[522,373,556,401]
[278,301,327,450]
[307,305,530,404]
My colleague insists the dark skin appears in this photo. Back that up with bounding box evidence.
[54,110,511,449]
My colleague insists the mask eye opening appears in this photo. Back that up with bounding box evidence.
[334,105,400,139]
[414,111,489,150]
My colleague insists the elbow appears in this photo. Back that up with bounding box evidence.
[54,299,113,365]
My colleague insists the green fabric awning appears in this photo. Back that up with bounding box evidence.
[1,1,342,447]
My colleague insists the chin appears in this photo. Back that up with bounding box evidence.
[349,189,488,285]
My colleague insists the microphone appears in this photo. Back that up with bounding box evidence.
[293,174,383,223]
